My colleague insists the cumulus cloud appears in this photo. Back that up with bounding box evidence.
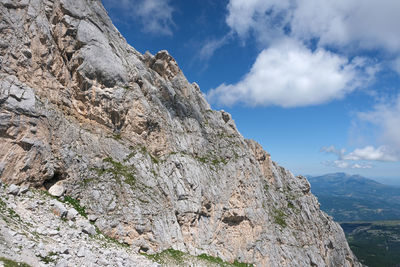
[322,160,372,169]
[226,0,291,44]
[104,0,174,35]
[226,0,400,53]
[343,146,398,162]
[322,145,398,162]
[207,39,376,107]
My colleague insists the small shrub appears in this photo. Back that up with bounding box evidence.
[38,252,57,264]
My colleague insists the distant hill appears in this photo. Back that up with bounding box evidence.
[341,221,400,267]
[308,173,400,221]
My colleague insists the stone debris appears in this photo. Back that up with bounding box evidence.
[50,199,68,218]
[0,185,156,267]
[7,184,20,196]
[48,182,65,197]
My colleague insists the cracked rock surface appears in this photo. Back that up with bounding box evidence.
[0,0,361,266]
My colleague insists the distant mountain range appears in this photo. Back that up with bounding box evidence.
[307,173,400,222]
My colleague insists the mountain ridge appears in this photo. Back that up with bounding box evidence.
[308,173,400,221]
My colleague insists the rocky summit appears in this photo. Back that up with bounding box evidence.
[0,0,361,266]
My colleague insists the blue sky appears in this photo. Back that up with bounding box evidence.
[103,0,400,184]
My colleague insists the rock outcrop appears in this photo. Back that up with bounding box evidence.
[0,0,361,266]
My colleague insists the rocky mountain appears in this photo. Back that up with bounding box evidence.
[0,0,360,266]
[308,173,400,222]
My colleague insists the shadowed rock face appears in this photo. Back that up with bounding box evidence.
[0,0,361,266]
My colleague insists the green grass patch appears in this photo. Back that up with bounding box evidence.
[0,197,21,221]
[145,248,185,264]
[0,197,6,209]
[63,196,87,218]
[196,156,208,164]
[217,132,235,139]
[143,249,254,267]
[150,154,159,164]
[123,151,137,162]
[211,158,227,166]
[81,178,95,186]
[232,260,254,267]
[273,209,287,228]
[0,257,32,267]
[197,253,227,265]
[195,154,228,167]
[38,252,57,264]
[102,157,136,186]
[112,133,122,140]
[7,208,21,220]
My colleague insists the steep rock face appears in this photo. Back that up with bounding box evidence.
[0,0,360,266]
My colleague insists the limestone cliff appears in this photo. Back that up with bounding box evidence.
[0,0,361,266]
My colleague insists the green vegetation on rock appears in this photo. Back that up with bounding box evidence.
[63,196,87,218]
[38,252,57,264]
[273,209,287,228]
[95,157,136,186]
[0,257,32,267]
[195,154,228,169]
[143,249,254,267]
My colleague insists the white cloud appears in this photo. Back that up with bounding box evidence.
[104,0,174,36]
[321,144,398,171]
[226,0,400,54]
[322,144,398,162]
[343,146,398,162]
[357,95,400,152]
[321,146,345,157]
[322,160,372,169]
[226,0,291,44]
[207,39,375,107]
[352,163,373,169]
[321,95,400,167]
[199,35,230,61]
[393,58,400,75]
